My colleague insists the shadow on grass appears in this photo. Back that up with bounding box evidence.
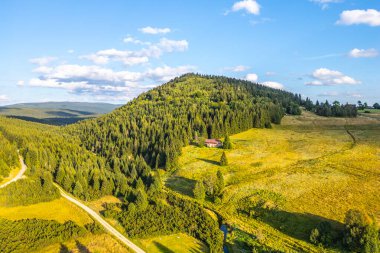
[75,240,91,253]
[254,209,345,250]
[196,158,220,166]
[153,242,175,253]
[165,176,196,197]
[59,243,70,253]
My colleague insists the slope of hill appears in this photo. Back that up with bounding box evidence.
[0,74,303,252]
[0,102,120,125]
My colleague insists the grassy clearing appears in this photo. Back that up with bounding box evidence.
[136,233,208,253]
[31,233,130,253]
[168,111,380,252]
[0,198,93,226]
[86,195,122,213]
[0,166,21,186]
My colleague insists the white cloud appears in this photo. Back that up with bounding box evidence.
[44,64,143,83]
[245,73,258,82]
[82,38,188,65]
[337,9,380,26]
[29,56,57,65]
[28,64,195,99]
[348,48,378,58]
[67,49,75,54]
[17,80,25,86]
[146,65,196,82]
[139,26,171,34]
[311,0,342,10]
[306,68,360,86]
[0,95,9,102]
[157,38,188,53]
[232,0,260,15]
[262,81,284,89]
[224,65,250,72]
[123,36,150,45]
[265,71,276,76]
[33,66,53,74]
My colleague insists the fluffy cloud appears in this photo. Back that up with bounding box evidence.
[262,81,284,90]
[337,9,380,26]
[123,36,150,45]
[232,0,260,15]
[306,68,360,86]
[17,80,25,86]
[29,35,192,101]
[82,38,188,65]
[33,66,53,74]
[29,57,57,65]
[245,73,258,82]
[0,95,9,102]
[28,64,195,99]
[348,48,378,58]
[311,0,342,10]
[139,26,171,34]
[224,65,250,72]
[146,65,196,82]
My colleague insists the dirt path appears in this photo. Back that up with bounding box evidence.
[56,184,146,253]
[0,155,27,189]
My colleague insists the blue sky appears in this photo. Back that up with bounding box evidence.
[0,0,379,105]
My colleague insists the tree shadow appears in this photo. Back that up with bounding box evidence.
[248,208,345,250]
[153,242,175,253]
[196,158,220,166]
[59,243,70,253]
[75,240,91,253]
[165,176,196,197]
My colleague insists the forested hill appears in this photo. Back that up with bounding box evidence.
[70,74,302,170]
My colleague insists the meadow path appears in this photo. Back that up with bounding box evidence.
[0,155,27,189]
[56,184,146,253]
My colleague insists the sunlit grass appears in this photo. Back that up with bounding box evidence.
[31,233,130,253]
[169,111,380,252]
[0,198,93,226]
[136,233,208,253]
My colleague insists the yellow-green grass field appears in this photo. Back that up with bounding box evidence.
[31,233,130,253]
[0,197,93,225]
[166,111,380,252]
[136,233,208,253]
[0,197,130,252]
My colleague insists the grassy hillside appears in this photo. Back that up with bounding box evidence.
[0,102,119,125]
[167,111,380,252]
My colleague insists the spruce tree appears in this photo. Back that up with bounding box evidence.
[216,170,224,194]
[220,152,228,166]
[193,180,205,201]
[223,134,232,149]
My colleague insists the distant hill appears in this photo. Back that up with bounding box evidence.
[0,102,120,125]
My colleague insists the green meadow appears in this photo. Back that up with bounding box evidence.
[166,111,380,252]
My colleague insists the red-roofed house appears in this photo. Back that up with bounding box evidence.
[205,139,222,148]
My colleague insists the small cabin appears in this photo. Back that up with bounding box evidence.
[205,139,222,148]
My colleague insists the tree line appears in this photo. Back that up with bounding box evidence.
[0,133,19,180]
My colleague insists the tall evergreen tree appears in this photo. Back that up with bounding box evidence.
[193,180,205,201]
[220,152,228,166]
[223,134,232,149]
[216,170,224,195]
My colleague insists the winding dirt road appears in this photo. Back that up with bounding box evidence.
[1,154,145,253]
[0,155,27,189]
[56,185,146,253]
